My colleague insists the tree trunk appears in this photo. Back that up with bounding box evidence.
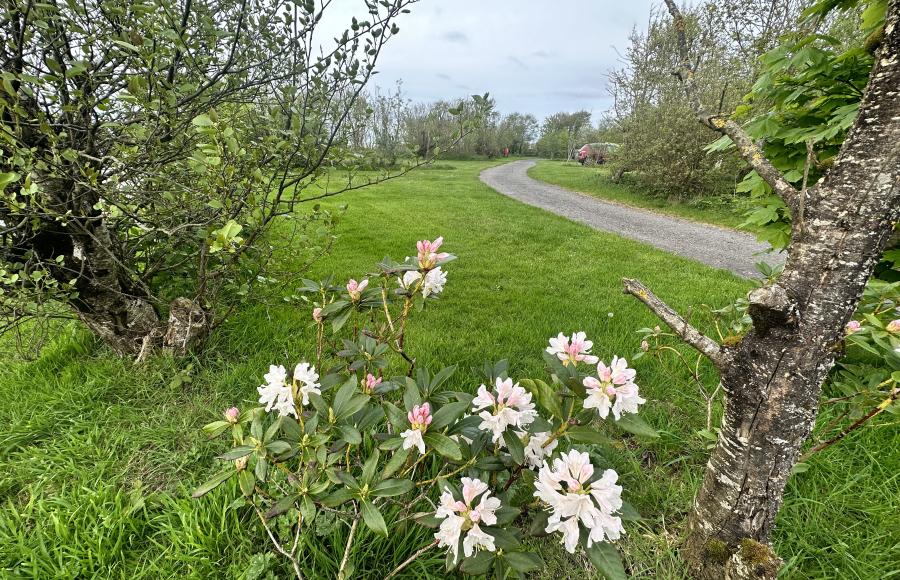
[627,2,900,577]
[67,223,162,356]
[680,6,900,577]
[28,193,208,357]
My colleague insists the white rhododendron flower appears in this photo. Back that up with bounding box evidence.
[264,364,287,386]
[293,362,321,406]
[401,403,432,454]
[422,267,447,297]
[534,450,624,553]
[258,362,321,418]
[472,377,537,443]
[398,270,422,290]
[434,477,500,562]
[258,364,295,418]
[583,356,645,420]
[546,332,599,366]
[500,430,558,469]
[523,431,558,469]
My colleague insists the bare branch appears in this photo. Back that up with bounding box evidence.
[623,278,727,368]
[662,0,799,212]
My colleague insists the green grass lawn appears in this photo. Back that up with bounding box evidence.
[527,160,750,230]
[1,160,896,578]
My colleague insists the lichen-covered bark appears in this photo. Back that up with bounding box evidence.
[680,4,900,577]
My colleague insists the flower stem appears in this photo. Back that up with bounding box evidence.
[385,540,439,579]
[800,383,899,462]
[418,458,476,486]
[337,513,360,580]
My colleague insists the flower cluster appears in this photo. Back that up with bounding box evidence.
[583,356,646,420]
[534,450,624,553]
[398,267,447,297]
[472,377,537,443]
[401,402,433,454]
[547,332,599,366]
[435,477,501,562]
[257,362,321,418]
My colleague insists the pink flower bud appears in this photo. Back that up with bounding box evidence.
[416,237,449,270]
[845,320,862,334]
[346,278,369,301]
[887,319,900,333]
[224,407,240,424]
[407,402,433,430]
[640,340,649,352]
[312,307,323,323]
[361,373,382,394]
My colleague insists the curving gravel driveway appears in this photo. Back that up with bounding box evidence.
[480,160,782,278]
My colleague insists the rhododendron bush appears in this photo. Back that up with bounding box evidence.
[195,238,657,579]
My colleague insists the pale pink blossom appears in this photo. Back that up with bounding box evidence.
[223,407,240,424]
[472,377,537,443]
[312,307,323,323]
[597,356,636,386]
[845,320,862,334]
[534,450,625,553]
[401,402,433,454]
[584,358,645,420]
[417,236,450,270]
[886,319,900,333]
[346,278,369,301]
[546,332,599,366]
[434,477,501,562]
[361,373,382,394]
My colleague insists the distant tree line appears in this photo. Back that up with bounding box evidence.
[343,82,627,164]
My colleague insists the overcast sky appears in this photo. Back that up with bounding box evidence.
[322,0,661,122]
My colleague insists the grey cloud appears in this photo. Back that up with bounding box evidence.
[507,56,528,70]
[551,88,610,100]
[436,73,452,81]
[440,30,469,44]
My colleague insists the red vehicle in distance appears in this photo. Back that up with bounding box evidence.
[577,142,619,165]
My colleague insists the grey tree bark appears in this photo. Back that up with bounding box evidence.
[625,2,900,578]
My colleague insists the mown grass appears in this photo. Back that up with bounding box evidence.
[527,160,750,231]
[0,160,896,578]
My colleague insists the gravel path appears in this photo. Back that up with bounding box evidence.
[480,160,781,278]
